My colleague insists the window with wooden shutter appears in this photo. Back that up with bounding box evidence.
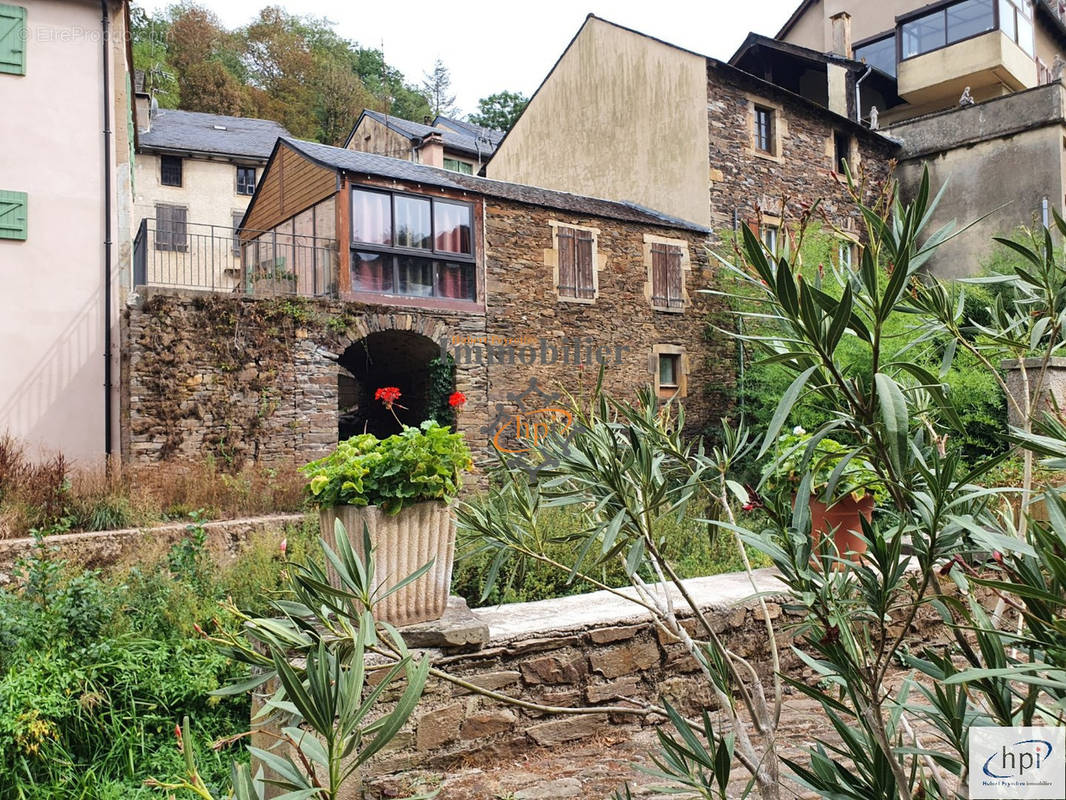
[0,5,26,76]
[155,204,187,252]
[651,243,683,309]
[0,190,26,240]
[556,224,596,300]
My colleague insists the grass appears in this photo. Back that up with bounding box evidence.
[0,513,320,800]
[0,434,306,540]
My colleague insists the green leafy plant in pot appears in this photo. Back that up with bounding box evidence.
[761,427,885,563]
[303,388,472,626]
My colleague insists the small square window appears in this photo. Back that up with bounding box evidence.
[659,353,680,388]
[160,156,182,187]
[236,166,256,195]
[754,106,774,154]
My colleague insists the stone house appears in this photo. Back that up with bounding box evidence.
[484,15,898,255]
[344,109,503,175]
[121,138,728,466]
[0,0,136,462]
[133,108,292,291]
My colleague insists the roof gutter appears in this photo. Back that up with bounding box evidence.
[101,0,113,458]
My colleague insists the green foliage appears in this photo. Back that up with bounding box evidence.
[720,223,1009,476]
[425,355,457,429]
[760,428,886,503]
[303,420,472,512]
[0,516,318,799]
[468,90,528,130]
[453,504,766,606]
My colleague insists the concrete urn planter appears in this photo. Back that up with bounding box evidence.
[319,500,456,627]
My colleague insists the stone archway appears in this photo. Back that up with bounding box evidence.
[338,330,443,439]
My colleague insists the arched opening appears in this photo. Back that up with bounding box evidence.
[338,330,444,440]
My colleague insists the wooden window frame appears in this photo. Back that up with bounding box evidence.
[754,106,773,154]
[650,344,687,400]
[549,221,599,303]
[349,185,476,303]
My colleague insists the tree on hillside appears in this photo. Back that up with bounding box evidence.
[181,61,243,116]
[421,58,458,118]
[130,6,178,108]
[242,7,318,138]
[468,90,528,131]
[315,61,375,146]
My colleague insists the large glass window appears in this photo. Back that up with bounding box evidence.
[853,35,897,77]
[901,0,1028,59]
[350,187,475,301]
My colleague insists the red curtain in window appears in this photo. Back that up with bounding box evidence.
[353,252,389,291]
[352,191,390,245]
[434,203,470,253]
[437,262,473,300]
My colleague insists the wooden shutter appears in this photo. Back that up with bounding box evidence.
[155,204,172,251]
[556,226,576,298]
[575,230,594,298]
[0,5,26,76]
[172,206,187,252]
[651,243,683,308]
[0,190,26,240]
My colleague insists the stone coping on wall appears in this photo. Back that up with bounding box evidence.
[472,567,787,643]
[0,512,307,581]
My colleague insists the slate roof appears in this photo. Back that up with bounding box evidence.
[139,110,291,161]
[346,110,501,159]
[433,115,505,147]
[280,138,708,233]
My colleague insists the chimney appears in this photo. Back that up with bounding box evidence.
[830,12,852,58]
[419,131,444,168]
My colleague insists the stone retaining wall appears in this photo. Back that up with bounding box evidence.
[349,569,961,788]
[0,512,307,582]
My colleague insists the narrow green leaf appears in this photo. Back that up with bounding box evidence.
[874,372,909,474]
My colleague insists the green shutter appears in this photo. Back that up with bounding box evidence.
[0,190,27,240]
[0,5,26,76]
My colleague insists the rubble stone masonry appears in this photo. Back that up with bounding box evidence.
[122,196,732,468]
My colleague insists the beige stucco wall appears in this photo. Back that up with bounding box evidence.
[897,30,1035,105]
[134,154,260,289]
[782,0,910,50]
[347,115,415,161]
[0,0,128,463]
[486,17,710,227]
[893,122,1065,277]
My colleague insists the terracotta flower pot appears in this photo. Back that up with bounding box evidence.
[319,500,456,627]
[808,493,874,563]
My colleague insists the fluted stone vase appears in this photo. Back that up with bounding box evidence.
[319,500,456,627]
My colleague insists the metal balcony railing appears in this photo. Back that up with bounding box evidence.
[133,218,339,298]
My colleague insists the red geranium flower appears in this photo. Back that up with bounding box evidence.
[448,391,467,408]
[375,386,402,409]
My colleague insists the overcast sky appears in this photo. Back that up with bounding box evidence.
[133,1,802,117]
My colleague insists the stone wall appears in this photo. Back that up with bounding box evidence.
[481,201,730,435]
[707,63,897,238]
[0,512,306,583]
[123,197,731,466]
[121,288,489,467]
[329,568,965,791]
